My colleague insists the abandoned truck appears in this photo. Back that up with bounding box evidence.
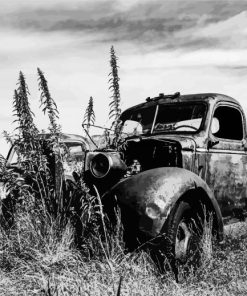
[84,92,247,263]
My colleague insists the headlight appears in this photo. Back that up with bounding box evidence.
[90,153,111,178]
[89,152,127,179]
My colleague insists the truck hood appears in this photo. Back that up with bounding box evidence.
[124,134,196,151]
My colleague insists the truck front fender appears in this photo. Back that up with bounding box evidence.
[102,167,223,240]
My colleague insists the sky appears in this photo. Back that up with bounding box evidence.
[1,0,247,155]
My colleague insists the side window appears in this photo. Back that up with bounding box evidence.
[212,106,243,140]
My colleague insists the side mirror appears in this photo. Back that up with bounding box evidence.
[211,117,220,134]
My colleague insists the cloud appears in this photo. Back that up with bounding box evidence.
[153,9,247,51]
[1,0,247,51]
[177,10,247,50]
[1,0,247,155]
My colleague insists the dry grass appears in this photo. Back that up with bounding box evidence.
[0,207,247,295]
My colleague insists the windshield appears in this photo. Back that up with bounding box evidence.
[63,142,84,174]
[64,143,84,161]
[120,102,207,135]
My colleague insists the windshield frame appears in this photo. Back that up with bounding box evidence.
[120,101,208,136]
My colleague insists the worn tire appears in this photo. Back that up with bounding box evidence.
[164,201,202,263]
[154,200,207,278]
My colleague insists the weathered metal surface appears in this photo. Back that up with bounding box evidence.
[102,167,223,239]
[206,151,247,219]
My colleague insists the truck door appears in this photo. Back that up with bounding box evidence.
[206,104,247,221]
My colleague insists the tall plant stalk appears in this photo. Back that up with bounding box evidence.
[108,46,121,138]
[13,72,39,154]
[37,68,65,215]
[83,96,96,132]
[37,68,60,135]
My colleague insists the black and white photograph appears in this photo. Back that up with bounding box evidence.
[0,0,247,295]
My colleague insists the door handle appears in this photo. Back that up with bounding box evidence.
[242,139,247,151]
[207,140,219,149]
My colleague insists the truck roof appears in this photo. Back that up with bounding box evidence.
[121,93,240,115]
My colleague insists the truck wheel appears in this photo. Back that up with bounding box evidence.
[163,200,203,265]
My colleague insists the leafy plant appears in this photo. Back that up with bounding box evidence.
[37,67,60,135]
[0,72,42,228]
[108,46,122,141]
[12,72,41,180]
[83,96,96,132]
[1,70,68,229]
[37,67,65,212]
[13,72,39,154]
[0,69,101,250]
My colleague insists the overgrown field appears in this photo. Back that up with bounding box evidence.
[0,206,246,296]
[1,65,247,296]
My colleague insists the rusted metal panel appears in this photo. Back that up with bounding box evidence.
[194,151,207,180]
[103,167,223,238]
[206,151,247,219]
